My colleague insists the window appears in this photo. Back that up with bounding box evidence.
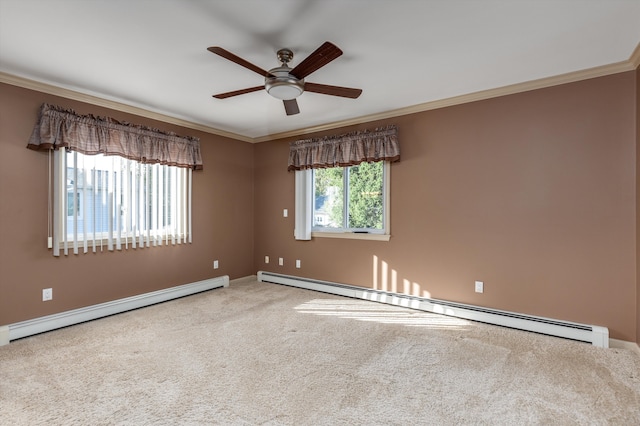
[288,124,398,241]
[53,148,192,255]
[313,161,386,233]
[67,190,81,217]
[293,161,390,241]
[27,104,201,256]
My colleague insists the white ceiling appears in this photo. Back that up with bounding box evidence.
[1,0,639,141]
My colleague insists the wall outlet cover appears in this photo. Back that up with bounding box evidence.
[42,288,53,301]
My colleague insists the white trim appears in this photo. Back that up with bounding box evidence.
[254,53,640,142]
[629,42,640,68]
[257,271,610,348]
[609,338,640,355]
[0,276,229,345]
[2,40,637,145]
[0,326,9,347]
[229,275,258,285]
[294,169,313,240]
[310,161,391,240]
[53,149,64,256]
[0,72,253,143]
[383,160,390,234]
[311,231,390,241]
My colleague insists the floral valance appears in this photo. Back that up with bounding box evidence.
[27,103,203,170]
[287,125,400,171]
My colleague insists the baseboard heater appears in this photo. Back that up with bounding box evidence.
[257,271,609,348]
[0,275,229,346]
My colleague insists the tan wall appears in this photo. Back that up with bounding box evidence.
[254,71,637,341]
[2,70,638,343]
[0,83,255,325]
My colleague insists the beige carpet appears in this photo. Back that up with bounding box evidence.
[1,280,639,425]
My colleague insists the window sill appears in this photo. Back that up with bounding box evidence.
[311,232,390,241]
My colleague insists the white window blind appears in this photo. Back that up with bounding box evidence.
[294,169,313,240]
[52,148,192,256]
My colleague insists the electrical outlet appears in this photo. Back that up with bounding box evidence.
[42,288,53,301]
[213,260,219,269]
[283,209,288,217]
[296,259,301,268]
[278,257,284,266]
[475,281,484,293]
[265,255,269,264]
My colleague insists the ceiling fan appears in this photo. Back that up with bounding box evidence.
[207,41,362,116]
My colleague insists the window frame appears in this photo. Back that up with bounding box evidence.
[310,161,391,241]
[52,148,192,255]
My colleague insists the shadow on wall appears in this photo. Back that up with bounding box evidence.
[373,255,431,299]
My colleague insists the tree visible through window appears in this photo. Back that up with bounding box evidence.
[313,161,385,232]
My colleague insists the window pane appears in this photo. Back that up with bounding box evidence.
[348,161,383,230]
[67,192,80,217]
[313,167,344,228]
[62,151,189,245]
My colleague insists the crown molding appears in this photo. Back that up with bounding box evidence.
[630,42,640,68]
[3,42,638,145]
[0,72,253,143]
[255,51,640,143]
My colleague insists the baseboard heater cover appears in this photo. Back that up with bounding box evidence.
[257,271,609,348]
[1,275,229,345]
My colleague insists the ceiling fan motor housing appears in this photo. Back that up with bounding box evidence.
[265,66,305,100]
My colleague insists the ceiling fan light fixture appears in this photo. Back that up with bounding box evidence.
[265,67,304,100]
[266,82,303,100]
[209,42,361,114]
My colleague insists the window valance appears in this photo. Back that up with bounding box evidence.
[27,103,203,170]
[287,125,399,171]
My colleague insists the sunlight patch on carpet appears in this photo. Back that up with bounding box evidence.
[295,298,471,329]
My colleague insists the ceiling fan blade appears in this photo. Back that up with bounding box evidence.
[284,99,300,116]
[212,86,264,99]
[304,82,362,99]
[207,46,272,77]
[289,41,343,80]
